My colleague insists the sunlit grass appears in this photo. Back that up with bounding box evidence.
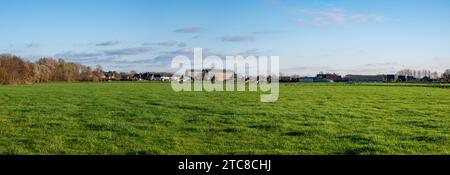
[0,82,449,155]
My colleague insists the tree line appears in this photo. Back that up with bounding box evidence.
[397,69,450,80]
[2,54,450,85]
[396,69,438,79]
[0,55,112,84]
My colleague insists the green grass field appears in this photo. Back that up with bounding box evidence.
[0,82,449,155]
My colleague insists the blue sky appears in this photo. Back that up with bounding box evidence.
[1,0,450,75]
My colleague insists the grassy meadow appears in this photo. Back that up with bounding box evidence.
[0,82,449,155]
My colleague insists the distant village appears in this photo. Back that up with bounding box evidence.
[108,68,450,83]
[1,54,449,84]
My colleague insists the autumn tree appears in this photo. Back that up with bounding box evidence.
[113,71,121,81]
[81,66,93,81]
[0,55,31,84]
[0,67,7,84]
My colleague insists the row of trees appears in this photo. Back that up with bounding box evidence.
[0,55,107,84]
[2,55,450,85]
[396,69,441,79]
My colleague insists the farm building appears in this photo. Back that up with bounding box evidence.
[185,69,203,80]
[407,76,417,82]
[397,75,407,82]
[316,73,342,82]
[297,77,314,83]
[421,76,432,82]
[206,69,235,81]
[185,69,235,81]
[396,75,418,82]
[385,74,396,82]
[120,72,130,81]
[346,75,385,83]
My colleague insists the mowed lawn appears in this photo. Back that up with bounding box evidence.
[0,82,449,155]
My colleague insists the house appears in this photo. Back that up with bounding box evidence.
[316,73,342,82]
[345,75,385,83]
[104,71,115,81]
[120,72,130,81]
[420,76,432,82]
[406,76,417,82]
[152,74,162,81]
[132,73,142,81]
[140,72,152,80]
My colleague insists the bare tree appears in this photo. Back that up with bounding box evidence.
[431,72,440,79]
[442,69,450,81]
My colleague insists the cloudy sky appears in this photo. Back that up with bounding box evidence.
[1,0,450,75]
